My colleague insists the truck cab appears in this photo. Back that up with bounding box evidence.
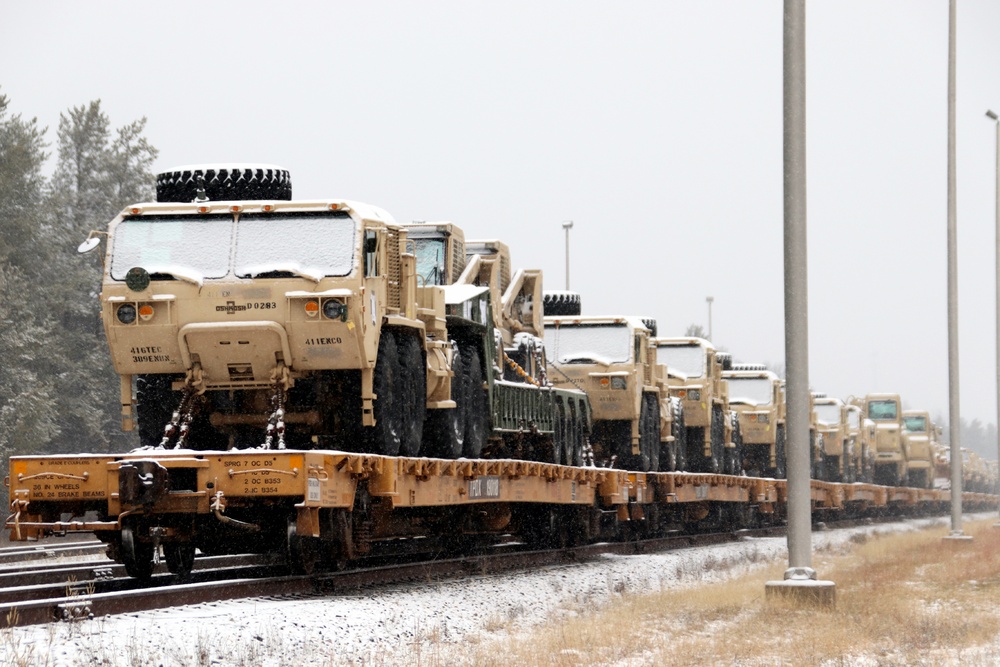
[656,338,738,474]
[901,410,934,489]
[544,316,660,471]
[724,365,784,477]
[862,393,907,486]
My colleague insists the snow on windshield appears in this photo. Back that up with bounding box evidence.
[110,216,232,280]
[658,343,705,377]
[814,403,841,425]
[726,378,772,406]
[847,409,861,429]
[235,214,355,278]
[903,415,927,432]
[543,323,632,364]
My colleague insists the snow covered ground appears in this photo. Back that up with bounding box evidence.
[0,517,976,666]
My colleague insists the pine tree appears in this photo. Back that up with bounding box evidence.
[41,100,159,455]
[0,92,60,467]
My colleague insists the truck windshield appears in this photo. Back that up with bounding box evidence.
[235,213,356,278]
[657,343,705,377]
[543,323,632,364]
[413,238,447,286]
[110,216,233,280]
[727,378,772,406]
[867,399,898,420]
[814,404,842,425]
[903,415,927,432]
[847,409,861,429]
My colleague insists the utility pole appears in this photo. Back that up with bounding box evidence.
[562,220,574,290]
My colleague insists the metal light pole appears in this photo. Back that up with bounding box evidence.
[988,109,1000,524]
[706,296,714,341]
[945,0,968,542]
[765,0,834,605]
[562,220,574,290]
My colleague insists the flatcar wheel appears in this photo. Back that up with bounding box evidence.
[287,517,320,575]
[121,525,155,581]
[164,543,196,579]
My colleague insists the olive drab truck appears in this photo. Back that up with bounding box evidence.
[844,403,876,483]
[543,315,662,471]
[723,364,785,478]
[901,410,934,489]
[655,338,741,475]
[406,224,591,465]
[859,393,908,486]
[82,166,588,464]
[812,394,855,483]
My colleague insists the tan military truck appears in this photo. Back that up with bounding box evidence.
[81,166,588,463]
[901,410,935,489]
[656,337,740,474]
[778,381,826,479]
[860,393,908,486]
[543,315,661,471]
[844,403,876,483]
[812,394,856,483]
[723,365,785,478]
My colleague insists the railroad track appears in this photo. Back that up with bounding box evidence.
[0,514,927,629]
[0,524,791,628]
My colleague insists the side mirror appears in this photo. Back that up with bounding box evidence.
[77,236,101,254]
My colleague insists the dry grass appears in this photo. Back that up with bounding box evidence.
[454,519,1000,666]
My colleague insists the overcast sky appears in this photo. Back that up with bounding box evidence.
[3,1,1000,430]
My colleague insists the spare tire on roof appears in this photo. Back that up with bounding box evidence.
[543,291,582,316]
[156,164,292,203]
[641,318,658,337]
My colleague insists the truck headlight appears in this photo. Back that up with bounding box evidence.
[687,389,701,401]
[611,377,627,390]
[116,303,137,324]
[322,299,347,321]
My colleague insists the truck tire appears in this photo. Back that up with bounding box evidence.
[726,412,744,476]
[156,165,292,203]
[709,406,724,474]
[365,333,403,456]
[136,374,176,448]
[397,334,426,457]
[542,291,582,316]
[773,425,787,479]
[462,346,487,459]
[670,400,687,472]
[643,394,660,472]
[424,345,466,459]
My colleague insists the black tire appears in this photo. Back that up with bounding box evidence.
[542,291,582,316]
[424,346,466,458]
[365,334,403,456]
[773,425,787,478]
[164,543,196,579]
[136,374,175,448]
[643,394,660,472]
[672,401,687,472]
[727,413,744,476]
[571,409,586,467]
[552,405,567,465]
[709,407,724,474]
[156,165,292,202]
[462,346,488,459]
[120,523,155,581]
[397,335,426,457]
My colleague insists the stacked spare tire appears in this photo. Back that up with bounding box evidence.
[155,164,292,203]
